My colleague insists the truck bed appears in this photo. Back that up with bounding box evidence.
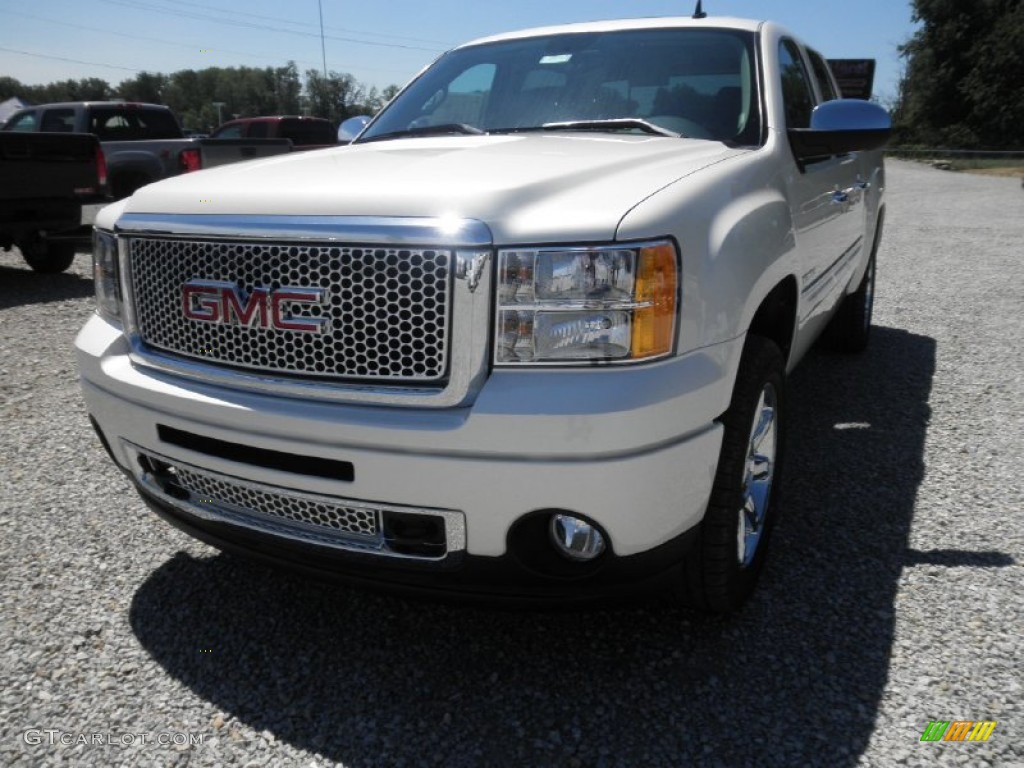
[195,137,294,169]
[0,132,105,267]
[0,132,104,206]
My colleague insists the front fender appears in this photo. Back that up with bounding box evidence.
[704,187,797,344]
[616,149,799,353]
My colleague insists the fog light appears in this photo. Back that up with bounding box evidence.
[549,514,606,561]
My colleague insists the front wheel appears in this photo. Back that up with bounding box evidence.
[677,335,786,613]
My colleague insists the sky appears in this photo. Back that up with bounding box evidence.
[0,0,917,104]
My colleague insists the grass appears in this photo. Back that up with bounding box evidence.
[947,158,1024,177]
[888,153,1024,178]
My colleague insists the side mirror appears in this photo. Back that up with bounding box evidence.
[338,115,371,144]
[788,99,891,163]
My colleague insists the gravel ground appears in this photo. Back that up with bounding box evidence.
[1,160,1021,767]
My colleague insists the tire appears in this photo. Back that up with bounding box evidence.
[677,335,786,613]
[824,217,883,354]
[19,239,77,273]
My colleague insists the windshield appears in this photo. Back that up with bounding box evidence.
[360,28,761,144]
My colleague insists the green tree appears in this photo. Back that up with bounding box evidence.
[117,71,167,103]
[74,78,114,100]
[896,0,1024,148]
[2,63,392,132]
[272,62,302,114]
[346,83,402,116]
[304,69,364,124]
[0,76,23,101]
[1,76,114,103]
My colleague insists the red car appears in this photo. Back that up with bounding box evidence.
[210,116,336,149]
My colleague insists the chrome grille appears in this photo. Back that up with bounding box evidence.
[128,444,466,561]
[128,237,452,381]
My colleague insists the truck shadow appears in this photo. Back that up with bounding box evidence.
[129,325,945,766]
[0,257,93,309]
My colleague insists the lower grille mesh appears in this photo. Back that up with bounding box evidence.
[128,445,464,561]
[173,463,379,538]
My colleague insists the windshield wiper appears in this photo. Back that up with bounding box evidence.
[359,123,484,143]
[539,119,682,138]
[363,118,681,143]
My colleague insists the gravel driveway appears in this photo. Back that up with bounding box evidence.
[1,160,1021,767]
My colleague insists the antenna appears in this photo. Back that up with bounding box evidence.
[693,0,707,19]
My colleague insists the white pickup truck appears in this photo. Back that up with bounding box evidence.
[76,15,890,612]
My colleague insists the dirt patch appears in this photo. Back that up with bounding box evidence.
[960,167,1024,178]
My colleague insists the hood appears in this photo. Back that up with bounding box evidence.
[126,134,748,243]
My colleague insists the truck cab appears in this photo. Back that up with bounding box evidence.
[3,102,195,199]
[210,116,337,148]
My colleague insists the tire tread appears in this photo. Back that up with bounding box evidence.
[675,335,786,613]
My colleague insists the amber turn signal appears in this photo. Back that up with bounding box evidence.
[631,242,678,359]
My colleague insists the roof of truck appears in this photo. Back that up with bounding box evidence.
[9,101,170,111]
[459,16,764,48]
[213,116,333,130]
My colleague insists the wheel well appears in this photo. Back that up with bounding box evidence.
[748,277,798,364]
[110,170,152,200]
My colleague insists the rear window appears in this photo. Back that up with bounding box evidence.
[88,107,182,140]
[278,119,335,145]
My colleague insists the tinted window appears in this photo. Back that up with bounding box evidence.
[41,109,76,132]
[362,28,761,144]
[212,124,244,139]
[779,40,814,128]
[88,107,181,140]
[278,119,335,145]
[4,112,37,132]
[808,49,839,103]
[247,122,269,139]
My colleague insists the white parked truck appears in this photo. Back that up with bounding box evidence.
[77,15,890,612]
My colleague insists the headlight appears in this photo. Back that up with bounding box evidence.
[495,241,678,364]
[92,229,121,323]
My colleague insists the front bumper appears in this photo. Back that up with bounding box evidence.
[77,313,743,598]
[135,481,700,603]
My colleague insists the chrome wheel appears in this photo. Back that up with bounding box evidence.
[679,335,785,612]
[737,382,778,567]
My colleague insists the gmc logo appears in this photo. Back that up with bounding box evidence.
[182,280,328,334]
